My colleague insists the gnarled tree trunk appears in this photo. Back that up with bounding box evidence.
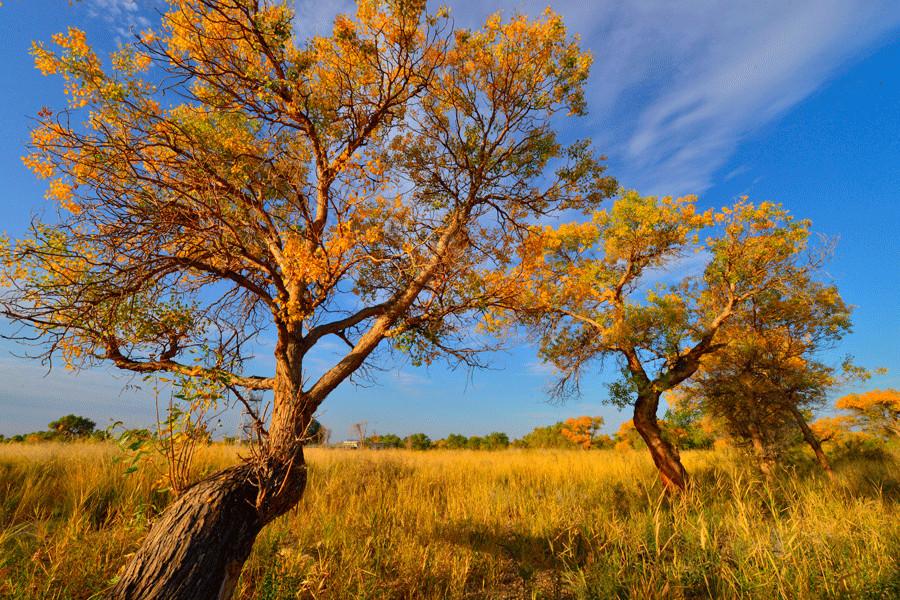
[110,461,305,599]
[111,344,310,599]
[633,391,688,492]
[790,407,834,480]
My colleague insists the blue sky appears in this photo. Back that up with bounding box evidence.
[0,0,898,440]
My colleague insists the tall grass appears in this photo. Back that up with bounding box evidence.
[1,443,897,598]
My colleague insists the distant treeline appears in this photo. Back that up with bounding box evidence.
[5,395,896,460]
[1,414,110,443]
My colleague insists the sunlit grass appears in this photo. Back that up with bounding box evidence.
[1,443,897,598]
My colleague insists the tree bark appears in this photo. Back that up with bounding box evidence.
[632,391,688,492]
[747,423,774,477]
[110,343,310,599]
[790,406,834,480]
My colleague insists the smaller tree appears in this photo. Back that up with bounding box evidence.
[367,433,403,448]
[517,422,576,449]
[443,433,468,449]
[483,431,510,450]
[561,416,605,449]
[661,392,716,450]
[351,422,368,448]
[48,414,95,439]
[683,272,855,477]
[305,419,329,445]
[404,433,431,450]
[498,193,815,490]
[614,420,644,451]
[835,389,899,439]
[810,415,859,446]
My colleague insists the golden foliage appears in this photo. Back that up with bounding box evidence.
[560,415,604,449]
[5,0,612,411]
[835,389,900,438]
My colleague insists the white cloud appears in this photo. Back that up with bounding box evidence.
[295,1,900,195]
[392,369,430,387]
[87,0,153,39]
[640,249,712,289]
[525,360,558,377]
[444,1,900,195]
[612,1,900,194]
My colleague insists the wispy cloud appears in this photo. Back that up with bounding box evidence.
[87,0,154,40]
[390,369,431,394]
[85,0,900,195]
[439,0,900,195]
[640,249,712,289]
[525,360,557,377]
[612,1,900,194]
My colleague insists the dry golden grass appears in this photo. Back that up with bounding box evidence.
[1,442,898,598]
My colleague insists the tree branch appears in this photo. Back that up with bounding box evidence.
[105,342,274,390]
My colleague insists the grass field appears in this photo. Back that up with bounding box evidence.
[0,443,898,599]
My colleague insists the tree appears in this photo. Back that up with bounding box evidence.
[482,431,510,450]
[661,392,716,450]
[0,1,611,595]
[498,192,816,491]
[809,414,878,453]
[366,433,402,448]
[835,389,900,439]
[443,433,468,449]
[404,432,431,450]
[683,272,854,477]
[350,421,368,448]
[48,414,96,438]
[560,415,604,449]
[466,435,484,449]
[306,418,329,445]
[613,419,644,451]
[517,421,575,448]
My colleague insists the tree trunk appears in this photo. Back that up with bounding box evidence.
[790,407,834,480]
[747,423,774,477]
[110,455,307,599]
[111,342,310,599]
[633,391,688,492]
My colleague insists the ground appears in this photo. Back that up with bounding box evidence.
[0,443,898,598]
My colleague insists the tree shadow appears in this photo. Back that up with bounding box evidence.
[435,519,593,596]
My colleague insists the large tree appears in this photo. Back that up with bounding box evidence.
[496,192,816,491]
[0,1,612,596]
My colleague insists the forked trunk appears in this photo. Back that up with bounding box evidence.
[790,407,834,479]
[111,344,310,599]
[633,391,688,492]
[747,423,774,477]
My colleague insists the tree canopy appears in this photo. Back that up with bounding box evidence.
[491,191,823,489]
[1,0,613,434]
[47,413,97,438]
[681,260,853,473]
[835,389,900,439]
